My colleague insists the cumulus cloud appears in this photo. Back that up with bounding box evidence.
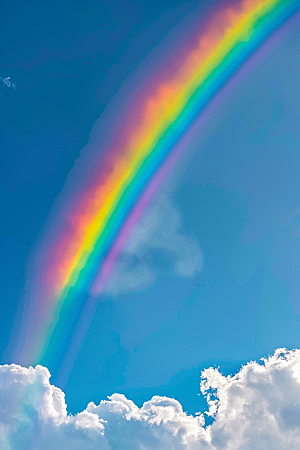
[104,195,203,295]
[2,349,300,449]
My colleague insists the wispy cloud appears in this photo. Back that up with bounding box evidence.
[0,77,16,89]
[101,195,203,295]
[2,348,300,449]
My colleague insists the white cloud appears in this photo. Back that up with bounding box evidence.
[0,77,16,89]
[200,348,300,449]
[103,195,203,295]
[2,349,300,449]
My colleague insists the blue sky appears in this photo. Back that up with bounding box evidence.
[1,0,300,423]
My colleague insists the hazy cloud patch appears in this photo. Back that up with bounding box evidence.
[103,195,203,295]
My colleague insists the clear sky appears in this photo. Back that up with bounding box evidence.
[1,0,300,425]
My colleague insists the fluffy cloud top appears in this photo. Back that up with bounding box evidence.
[2,349,300,449]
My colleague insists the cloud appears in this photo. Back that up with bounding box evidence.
[0,77,16,89]
[2,348,300,449]
[103,195,203,295]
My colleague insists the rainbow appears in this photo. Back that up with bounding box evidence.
[17,0,300,367]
